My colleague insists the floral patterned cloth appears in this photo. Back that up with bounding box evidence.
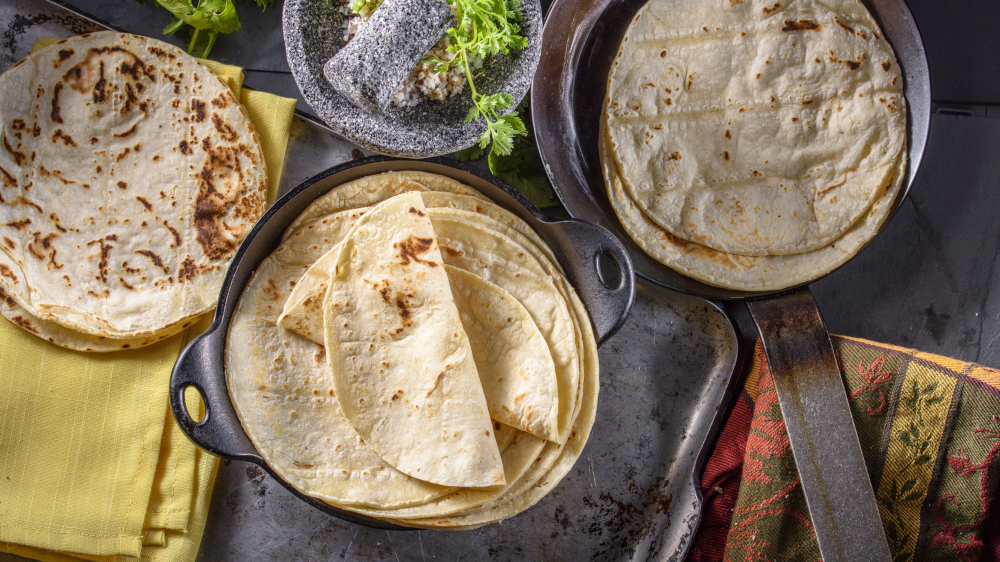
[690,336,1000,562]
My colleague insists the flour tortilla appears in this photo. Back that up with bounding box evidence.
[322,192,504,488]
[388,275,599,528]
[230,172,597,521]
[0,285,194,351]
[279,198,576,444]
[0,32,266,340]
[282,171,487,239]
[281,258,561,442]
[418,191,562,270]
[341,429,548,521]
[446,266,560,442]
[431,213,581,444]
[342,276,589,523]
[605,0,905,256]
[601,118,906,291]
[494,421,518,452]
[226,203,526,509]
[225,207,452,508]
[275,208,367,342]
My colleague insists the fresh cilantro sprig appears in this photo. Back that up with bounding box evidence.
[431,0,529,158]
[455,97,558,209]
[352,0,529,160]
[135,0,273,58]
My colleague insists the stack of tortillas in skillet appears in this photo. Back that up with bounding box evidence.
[0,32,266,350]
[226,171,598,527]
[601,0,907,291]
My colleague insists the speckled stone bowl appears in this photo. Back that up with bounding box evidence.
[283,0,542,158]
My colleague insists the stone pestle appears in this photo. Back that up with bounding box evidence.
[324,0,456,113]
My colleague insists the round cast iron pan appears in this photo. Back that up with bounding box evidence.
[531,0,931,299]
[168,156,635,529]
[531,0,930,559]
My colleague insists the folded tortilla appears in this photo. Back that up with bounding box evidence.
[321,192,504,488]
[279,199,569,444]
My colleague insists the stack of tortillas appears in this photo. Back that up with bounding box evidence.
[0,32,267,349]
[0,32,266,350]
[601,0,907,291]
[226,171,598,528]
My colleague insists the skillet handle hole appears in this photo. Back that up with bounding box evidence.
[182,384,207,424]
[596,249,623,290]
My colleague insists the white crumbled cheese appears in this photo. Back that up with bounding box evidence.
[341,4,479,107]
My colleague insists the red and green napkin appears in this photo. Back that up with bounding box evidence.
[691,336,1000,562]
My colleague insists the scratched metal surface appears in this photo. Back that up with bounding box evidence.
[0,2,743,559]
[195,284,737,561]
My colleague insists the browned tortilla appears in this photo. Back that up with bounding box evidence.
[0,32,266,341]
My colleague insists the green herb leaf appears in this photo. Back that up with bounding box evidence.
[156,0,240,33]
[136,0,272,58]
[476,99,558,209]
[477,128,491,149]
[154,0,240,57]
[465,105,482,123]
[186,24,218,57]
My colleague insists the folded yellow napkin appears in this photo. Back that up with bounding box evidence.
[0,42,297,562]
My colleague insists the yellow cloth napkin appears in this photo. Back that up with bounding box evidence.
[0,41,297,562]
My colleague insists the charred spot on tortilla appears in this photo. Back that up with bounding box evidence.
[211,91,234,109]
[11,315,38,333]
[3,133,26,166]
[0,264,19,284]
[211,113,238,143]
[0,287,16,307]
[177,256,220,282]
[0,166,16,189]
[782,19,822,32]
[395,235,439,267]
[191,99,207,123]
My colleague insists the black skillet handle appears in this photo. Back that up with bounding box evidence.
[536,218,636,344]
[746,287,891,562]
[169,325,261,462]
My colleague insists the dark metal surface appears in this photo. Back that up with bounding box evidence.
[13,0,998,558]
[191,282,744,560]
[531,0,931,299]
[747,289,892,562]
[169,156,635,529]
[905,0,1000,105]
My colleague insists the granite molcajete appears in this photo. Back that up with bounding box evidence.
[283,0,542,157]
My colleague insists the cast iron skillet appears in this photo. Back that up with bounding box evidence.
[168,156,635,529]
[531,0,930,559]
